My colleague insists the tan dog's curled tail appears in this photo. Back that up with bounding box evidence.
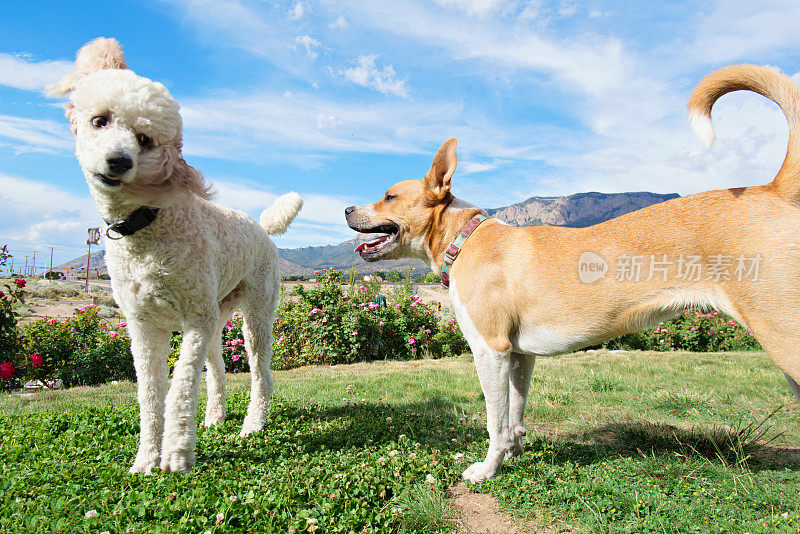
[688,64,800,201]
[259,192,303,235]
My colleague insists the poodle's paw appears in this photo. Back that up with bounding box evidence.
[462,461,498,484]
[129,451,160,475]
[159,449,195,474]
[203,407,226,427]
[239,416,265,437]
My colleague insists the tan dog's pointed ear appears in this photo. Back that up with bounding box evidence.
[424,138,457,199]
[47,37,128,97]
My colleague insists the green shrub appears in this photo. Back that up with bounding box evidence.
[170,268,470,373]
[604,310,761,352]
[21,305,135,387]
[0,277,26,390]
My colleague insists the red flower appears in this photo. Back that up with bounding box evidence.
[0,290,4,298]
[12,278,26,288]
[0,362,14,380]
[30,353,43,368]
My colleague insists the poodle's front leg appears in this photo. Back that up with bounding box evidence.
[127,322,170,475]
[161,318,217,473]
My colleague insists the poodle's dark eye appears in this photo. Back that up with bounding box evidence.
[384,193,396,202]
[136,133,151,147]
[91,116,108,128]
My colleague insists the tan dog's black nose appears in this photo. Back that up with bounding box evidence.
[344,206,355,216]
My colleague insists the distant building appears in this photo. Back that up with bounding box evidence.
[364,275,383,282]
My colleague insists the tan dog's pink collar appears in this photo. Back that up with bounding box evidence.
[441,213,489,287]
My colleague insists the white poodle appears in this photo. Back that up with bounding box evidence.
[49,38,303,474]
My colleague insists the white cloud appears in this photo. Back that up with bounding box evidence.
[0,114,73,153]
[0,54,72,92]
[0,173,102,265]
[328,15,349,29]
[433,0,509,17]
[341,55,408,98]
[295,35,322,60]
[209,179,363,247]
[288,1,305,20]
[691,0,800,64]
[459,159,505,175]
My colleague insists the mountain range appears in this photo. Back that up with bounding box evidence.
[57,191,679,277]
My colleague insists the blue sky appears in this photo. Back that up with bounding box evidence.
[2,0,800,269]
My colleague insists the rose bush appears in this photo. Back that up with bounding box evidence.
[0,275,26,390]
[21,305,135,387]
[603,310,762,352]
[168,268,470,372]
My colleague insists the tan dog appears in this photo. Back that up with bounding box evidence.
[345,64,800,483]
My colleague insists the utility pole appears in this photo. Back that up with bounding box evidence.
[49,247,53,282]
[24,256,28,277]
[86,227,100,293]
[31,251,36,277]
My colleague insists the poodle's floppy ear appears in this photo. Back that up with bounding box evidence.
[47,37,128,97]
[134,144,213,201]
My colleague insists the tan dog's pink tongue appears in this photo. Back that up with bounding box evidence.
[354,236,388,253]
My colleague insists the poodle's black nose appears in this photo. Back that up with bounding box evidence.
[107,155,133,175]
[344,206,355,216]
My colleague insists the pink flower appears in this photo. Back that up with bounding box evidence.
[30,353,43,367]
[118,322,127,328]
[379,321,385,326]
[352,331,358,336]
[226,320,232,327]
[409,337,416,345]
[0,362,13,380]
[395,304,401,309]
[277,335,285,344]
[70,327,75,332]
[425,329,431,334]
[232,355,240,362]
[109,331,119,338]
[225,340,232,346]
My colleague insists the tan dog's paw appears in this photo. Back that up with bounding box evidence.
[462,461,497,484]
[505,425,526,459]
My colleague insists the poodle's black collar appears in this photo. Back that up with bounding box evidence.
[104,207,160,240]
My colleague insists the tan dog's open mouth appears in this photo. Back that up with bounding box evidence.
[352,223,399,260]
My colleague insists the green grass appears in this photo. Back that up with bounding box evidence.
[0,351,798,533]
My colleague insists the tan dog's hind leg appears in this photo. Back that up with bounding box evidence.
[784,374,800,405]
[508,353,535,459]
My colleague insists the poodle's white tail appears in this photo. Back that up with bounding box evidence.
[259,192,303,235]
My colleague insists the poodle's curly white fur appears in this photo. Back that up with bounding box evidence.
[50,38,303,474]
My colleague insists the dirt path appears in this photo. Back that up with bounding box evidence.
[449,483,574,533]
